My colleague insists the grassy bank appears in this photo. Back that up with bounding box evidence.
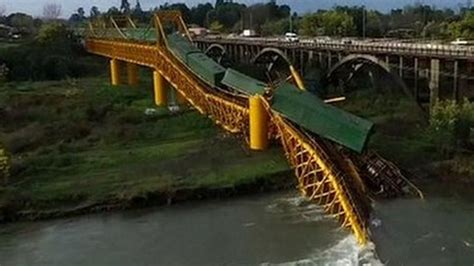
[0,75,292,222]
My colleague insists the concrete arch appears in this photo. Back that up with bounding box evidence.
[205,44,227,64]
[205,43,226,55]
[251,47,292,66]
[325,54,410,97]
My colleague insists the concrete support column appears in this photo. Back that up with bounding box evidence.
[385,55,391,72]
[399,56,404,78]
[327,51,332,69]
[110,59,121,86]
[453,60,459,101]
[414,57,419,99]
[127,62,139,86]
[299,50,305,73]
[249,96,269,150]
[153,71,167,106]
[430,59,440,106]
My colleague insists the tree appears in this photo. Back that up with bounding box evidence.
[365,11,385,37]
[300,13,322,36]
[209,20,224,33]
[106,7,121,16]
[78,7,85,18]
[69,7,86,24]
[210,1,245,30]
[189,3,213,26]
[160,3,191,22]
[120,0,131,14]
[0,5,6,17]
[132,0,144,19]
[134,0,142,13]
[7,13,36,35]
[43,3,62,20]
[36,22,72,45]
[447,11,474,39]
[90,6,100,18]
[261,18,290,36]
[299,10,355,36]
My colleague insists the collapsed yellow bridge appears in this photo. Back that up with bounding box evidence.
[85,11,385,245]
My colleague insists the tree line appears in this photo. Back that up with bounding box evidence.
[3,1,474,40]
[65,0,474,40]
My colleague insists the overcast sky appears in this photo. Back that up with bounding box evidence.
[0,0,463,18]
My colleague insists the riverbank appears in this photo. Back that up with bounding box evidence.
[0,76,293,222]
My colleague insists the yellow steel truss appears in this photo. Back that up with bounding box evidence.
[272,115,368,245]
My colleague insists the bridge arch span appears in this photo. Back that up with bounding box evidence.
[252,47,292,66]
[325,54,411,97]
[204,44,227,64]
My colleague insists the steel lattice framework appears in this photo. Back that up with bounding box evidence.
[85,11,369,245]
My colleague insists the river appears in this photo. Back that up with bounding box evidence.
[0,181,473,265]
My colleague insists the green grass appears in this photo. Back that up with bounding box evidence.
[0,75,291,215]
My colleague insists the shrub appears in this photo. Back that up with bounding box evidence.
[429,99,474,156]
[0,143,10,185]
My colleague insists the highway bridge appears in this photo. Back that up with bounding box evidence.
[85,12,422,246]
[195,35,474,105]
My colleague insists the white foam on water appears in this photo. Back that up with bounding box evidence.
[263,195,384,266]
[266,196,329,224]
[260,234,384,266]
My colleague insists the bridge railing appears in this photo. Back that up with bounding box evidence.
[197,36,474,58]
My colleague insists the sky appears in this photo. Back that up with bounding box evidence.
[0,0,466,18]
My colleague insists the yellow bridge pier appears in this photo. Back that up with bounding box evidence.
[153,71,168,106]
[249,95,269,150]
[110,59,121,86]
[127,62,139,86]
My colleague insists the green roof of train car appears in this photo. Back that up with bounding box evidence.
[271,83,374,153]
[167,33,226,88]
[221,68,267,95]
